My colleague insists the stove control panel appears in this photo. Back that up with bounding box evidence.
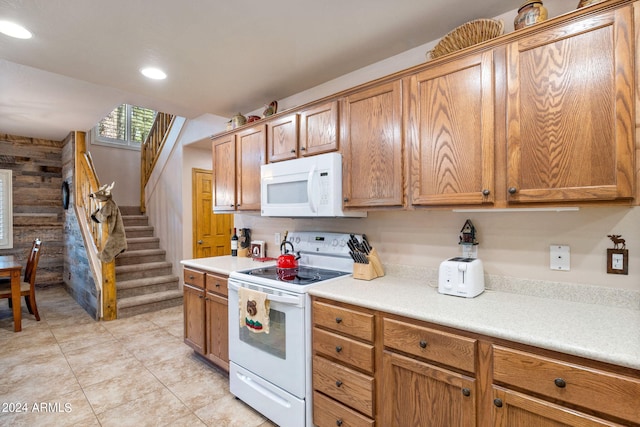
[287,232,360,256]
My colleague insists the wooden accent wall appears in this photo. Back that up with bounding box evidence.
[0,133,64,286]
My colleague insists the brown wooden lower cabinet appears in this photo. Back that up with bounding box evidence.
[183,267,229,371]
[382,351,477,426]
[492,386,627,427]
[311,296,640,427]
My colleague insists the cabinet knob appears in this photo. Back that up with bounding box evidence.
[197,240,203,244]
[482,189,490,196]
[335,380,343,387]
[508,187,517,195]
[216,283,220,288]
[198,295,204,299]
[343,197,349,202]
[300,146,306,151]
[230,204,234,208]
[461,388,471,397]
[335,317,342,324]
[336,420,343,426]
[419,340,427,349]
[335,345,343,353]
[189,275,195,280]
[493,398,503,408]
[554,378,567,388]
[290,149,296,153]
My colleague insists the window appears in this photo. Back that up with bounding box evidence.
[0,169,13,249]
[92,104,157,150]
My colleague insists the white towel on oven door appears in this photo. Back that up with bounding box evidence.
[238,287,270,334]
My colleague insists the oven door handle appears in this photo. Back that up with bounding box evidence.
[228,281,303,306]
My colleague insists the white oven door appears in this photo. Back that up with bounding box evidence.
[228,279,306,398]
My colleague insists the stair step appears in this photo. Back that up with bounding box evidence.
[116,248,167,266]
[126,236,161,251]
[116,261,173,281]
[124,225,154,238]
[119,206,143,216]
[116,289,183,318]
[117,275,180,299]
[122,215,149,227]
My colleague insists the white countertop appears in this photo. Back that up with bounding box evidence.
[181,256,275,275]
[180,256,640,371]
[309,275,640,371]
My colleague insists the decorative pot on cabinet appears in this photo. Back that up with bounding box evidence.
[514,1,548,30]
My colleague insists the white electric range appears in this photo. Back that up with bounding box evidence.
[227,231,358,427]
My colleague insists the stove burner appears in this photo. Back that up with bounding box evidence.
[240,265,349,286]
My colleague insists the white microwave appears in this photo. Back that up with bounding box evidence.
[260,153,366,218]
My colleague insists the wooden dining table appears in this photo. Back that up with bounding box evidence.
[0,255,23,332]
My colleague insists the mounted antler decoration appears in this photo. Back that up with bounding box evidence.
[89,182,127,262]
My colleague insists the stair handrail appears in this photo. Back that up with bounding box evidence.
[73,131,117,320]
[140,112,175,213]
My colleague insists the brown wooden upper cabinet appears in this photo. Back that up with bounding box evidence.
[266,113,299,163]
[213,124,265,212]
[408,50,495,206]
[266,101,340,163]
[341,80,405,208]
[300,100,340,156]
[505,5,635,204]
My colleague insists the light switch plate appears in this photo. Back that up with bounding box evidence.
[550,245,570,271]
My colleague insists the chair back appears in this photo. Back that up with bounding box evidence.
[24,239,43,285]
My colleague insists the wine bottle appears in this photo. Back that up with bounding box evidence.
[231,227,238,256]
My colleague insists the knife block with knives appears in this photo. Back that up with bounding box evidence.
[349,234,384,281]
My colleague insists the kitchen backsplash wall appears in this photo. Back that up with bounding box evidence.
[234,206,639,292]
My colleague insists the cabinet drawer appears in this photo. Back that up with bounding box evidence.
[183,268,205,289]
[313,391,374,427]
[313,300,374,342]
[493,346,640,424]
[206,273,228,297]
[313,328,374,374]
[383,318,476,373]
[313,355,374,417]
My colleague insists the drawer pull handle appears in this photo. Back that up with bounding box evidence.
[335,345,343,353]
[335,317,342,324]
[336,420,343,426]
[335,380,343,387]
[493,398,503,408]
[419,340,427,349]
[554,378,567,388]
[461,388,471,397]
[216,283,220,288]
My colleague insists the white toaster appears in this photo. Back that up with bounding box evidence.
[438,257,485,298]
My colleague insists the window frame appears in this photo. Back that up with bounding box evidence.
[91,104,157,151]
[0,168,13,250]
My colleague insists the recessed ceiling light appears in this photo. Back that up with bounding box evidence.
[140,67,167,80]
[0,20,32,39]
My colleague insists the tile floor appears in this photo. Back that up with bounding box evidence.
[0,286,278,427]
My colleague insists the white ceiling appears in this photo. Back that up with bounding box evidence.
[0,0,564,141]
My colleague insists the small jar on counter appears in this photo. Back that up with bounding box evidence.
[514,1,548,30]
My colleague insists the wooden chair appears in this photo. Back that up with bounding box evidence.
[0,238,43,321]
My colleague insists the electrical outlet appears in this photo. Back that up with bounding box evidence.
[275,233,281,245]
[550,245,570,271]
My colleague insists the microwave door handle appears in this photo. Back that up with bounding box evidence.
[307,165,318,213]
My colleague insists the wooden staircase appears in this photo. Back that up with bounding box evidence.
[115,207,182,318]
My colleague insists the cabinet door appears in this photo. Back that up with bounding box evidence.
[183,284,205,354]
[212,134,237,212]
[236,125,266,211]
[300,100,339,156]
[409,51,495,206]
[492,387,625,427]
[382,351,476,427]
[342,80,404,208]
[505,6,634,203]
[205,292,229,371]
[267,113,299,162]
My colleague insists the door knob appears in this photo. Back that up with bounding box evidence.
[197,240,204,244]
